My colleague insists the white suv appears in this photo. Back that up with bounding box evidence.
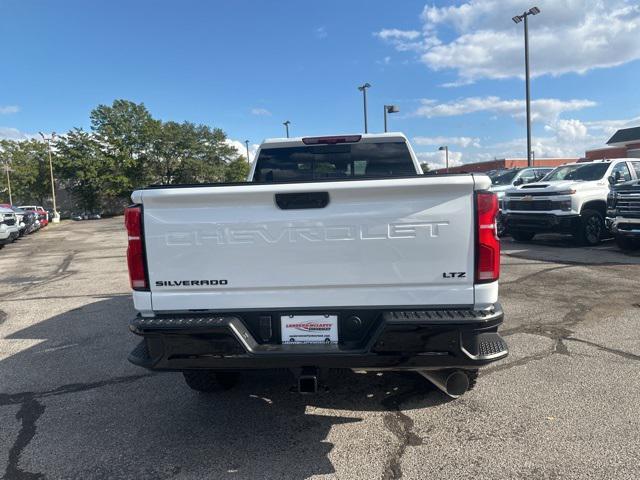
[0,206,20,247]
[504,159,640,245]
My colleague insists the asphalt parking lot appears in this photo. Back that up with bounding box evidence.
[1,218,639,480]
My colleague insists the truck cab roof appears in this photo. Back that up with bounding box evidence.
[259,132,409,149]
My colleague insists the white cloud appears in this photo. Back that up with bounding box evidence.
[225,139,259,163]
[412,96,596,123]
[583,115,640,138]
[413,136,480,148]
[0,127,35,140]
[484,118,598,158]
[315,26,327,39]
[0,106,20,114]
[376,0,640,83]
[374,29,424,51]
[414,150,464,170]
[375,29,421,41]
[250,108,271,116]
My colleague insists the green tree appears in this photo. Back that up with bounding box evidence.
[151,121,238,185]
[55,128,116,211]
[90,99,160,195]
[224,157,250,182]
[0,139,52,205]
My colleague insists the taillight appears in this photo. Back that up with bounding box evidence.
[124,205,148,290]
[475,192,500,283]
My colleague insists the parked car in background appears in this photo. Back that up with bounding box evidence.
[1,204,25,236]
[607,178,640,250]
[504,159,640,245]
[489,167,553,236]
[19,206,49,227]
[0,206,20,247]
[21,209,40,234]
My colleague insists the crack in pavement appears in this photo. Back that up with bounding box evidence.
[487,302,640,374]
[564,337,640,361]
[1,373,155,480]
[501,265,576,285]
[380,380,428,480]
[0,373,155,407]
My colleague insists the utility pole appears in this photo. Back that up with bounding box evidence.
[283,120,290,138]
[513,7,541,167]
[39,131,60,223]
[358,83,371,133]
[244,140,250,164]
[4,163,12,205]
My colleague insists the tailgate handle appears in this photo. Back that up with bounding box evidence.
[275,192,329,210]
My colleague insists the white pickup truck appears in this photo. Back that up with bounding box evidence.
[125,133,507,398]
[504,159,640,245]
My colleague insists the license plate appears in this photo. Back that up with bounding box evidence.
[281,315,338,345]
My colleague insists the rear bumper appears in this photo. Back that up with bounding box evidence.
[505,212,580,234]
[128,305,508,371]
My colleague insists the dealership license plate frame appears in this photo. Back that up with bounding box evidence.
[280,314,339,345]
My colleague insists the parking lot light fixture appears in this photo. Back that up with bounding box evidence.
[439,146,449,173]
[383,105,400,133]
[357,83,371,133]
[244,140,250,165]
[39,131,60,223]
[512,6,541,167]
[283,120,291,138]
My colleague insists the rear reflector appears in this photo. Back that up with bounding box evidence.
[302,135,361,145]
[124,205,148,291]
[475,192,500,283]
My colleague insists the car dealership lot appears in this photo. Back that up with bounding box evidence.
[1,219,639,480]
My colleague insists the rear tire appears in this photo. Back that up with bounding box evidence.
[182,370,240,393]
[574,209,604,246]
[615,235,640,251]
[511,231,535,242]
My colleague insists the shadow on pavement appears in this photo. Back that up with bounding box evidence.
[1,296,445,480]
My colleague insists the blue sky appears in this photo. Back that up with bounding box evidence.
[2,0,640,168]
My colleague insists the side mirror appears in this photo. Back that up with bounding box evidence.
[610,170,622,184]
[608,175,615,186]
[513,177,524,186]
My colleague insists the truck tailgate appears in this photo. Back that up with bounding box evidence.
[137,176,479,311]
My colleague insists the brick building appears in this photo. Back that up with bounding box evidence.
[585,126,640,161]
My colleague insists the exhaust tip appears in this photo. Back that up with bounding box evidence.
[419,369,470,398]
[445,371,469,398]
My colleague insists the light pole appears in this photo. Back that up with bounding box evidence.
[283,120,291,138]
[439,146,449,173]
[39,131,60,223]
[383,105,399,133]
[357,83,371,133]
[244,140,250,164]
[513,6,541,167]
